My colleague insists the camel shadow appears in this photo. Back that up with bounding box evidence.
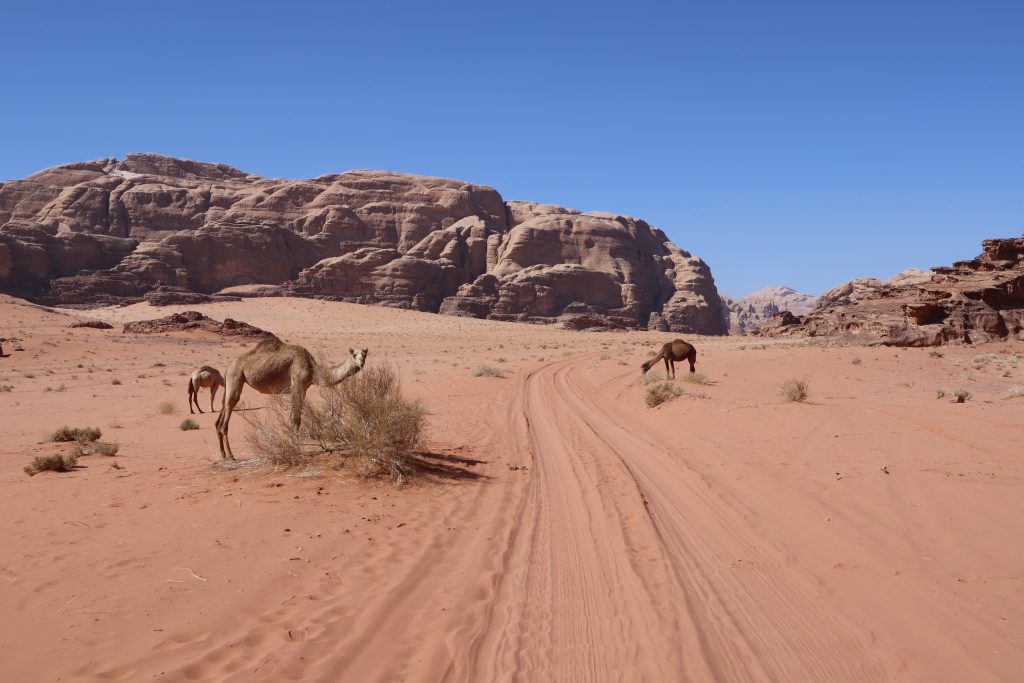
[410,450,488,481]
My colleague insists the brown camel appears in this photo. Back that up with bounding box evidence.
[187,365,224,414]
[215,337,368,460]
[641,339,697,379]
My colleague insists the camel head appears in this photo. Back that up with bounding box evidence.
[349,348,369,368]
[640,358,654,374]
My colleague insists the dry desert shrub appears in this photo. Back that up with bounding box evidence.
[680,372,711,385]
[0,384,12,392]
[473,364,503,377]
[645,382,684,408]
[179,419,200,431]
[111,378,122,385]
[640,370,667,386]
[929,350,945,358]
[779,377,810,402]
[1003,385,1024,399]
[76,441,119,457]
[158,401,176,414]
[936,389,946,399]
[48,426,102,442]
[245,365,426,485]
[24,453,78,476]
[954,388,972,402]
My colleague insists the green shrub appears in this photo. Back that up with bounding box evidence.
[180,419,200,431]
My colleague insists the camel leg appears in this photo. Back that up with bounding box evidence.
[689,351,696,373]
[663,356,671,379]
[210,384,219,413]
[216,377,244,460]
[188,382,197,414]
[289,387,304,432]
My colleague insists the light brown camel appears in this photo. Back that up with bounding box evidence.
[187,365,224,414]
[641,339,697,379]
[215,337,368,460]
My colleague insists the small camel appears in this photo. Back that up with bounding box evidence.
[188,365,224,414]
[215,337,368,460]
[641,339,697,379]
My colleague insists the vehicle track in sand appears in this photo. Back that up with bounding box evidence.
[451,355,887,682]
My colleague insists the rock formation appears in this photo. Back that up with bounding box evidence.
[1,154,727,333]
[756,242,1024,346]
[723,286,818,335]
[122,311,272,338]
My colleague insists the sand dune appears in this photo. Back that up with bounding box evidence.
[0,295,1021,681]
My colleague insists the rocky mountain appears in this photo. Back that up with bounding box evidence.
[722,285,818,335]
[755,244,1024,345]
[0,154,727,333]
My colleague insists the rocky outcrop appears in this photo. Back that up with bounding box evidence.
[122,311,272,338]
[723,286,818,335]
[1,154,727,333]
[757,241,1024,346]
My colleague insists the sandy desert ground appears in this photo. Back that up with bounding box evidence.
[1,293,1022,682]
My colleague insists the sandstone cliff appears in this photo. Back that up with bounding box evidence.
[0,154,727,333]
[755,246,1024,345]
[722,286,818,335]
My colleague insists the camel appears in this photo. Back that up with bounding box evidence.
[215,337,368,460]
[641,339,697,379]
[187,365,224,414]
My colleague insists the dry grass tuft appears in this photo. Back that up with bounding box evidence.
[473,364,503,377]
[25,453,78,476]
[645,382,684,408]
[929,350,945,358]
[111,378,122,385]
[936,389,946,399]
[245,365,426,485]
[49,426,102,442]
[76,441,119,457]
[1003,385,1024,399]
[158,401,176,414]
[779,377,810,402]
[954,388,972,402]
[680,372,711,385]
[0,384,12,392]
[179,419,200,431]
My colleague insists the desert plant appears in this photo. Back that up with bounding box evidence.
[0,384,12,392]
[179,419,200,431]
[645,382,684,408]
[24,453,78,476]
[851,357,862,365]
[640,370,667,386]
[158,401,176,414]
[954,388,971,402]
[111,378,122,385]
[929,350,945,358]
[48,426,102,442]
[473,364,503,377]
[76,441,119,456]
[245,365,426,484]
[936,389,946,399]
[680,372,711,385]
[779,377,810,402]
[1003,386,1024,399]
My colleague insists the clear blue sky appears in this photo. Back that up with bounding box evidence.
[3,1,1022,297]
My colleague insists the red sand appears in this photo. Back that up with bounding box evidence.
[1,294,1021,681]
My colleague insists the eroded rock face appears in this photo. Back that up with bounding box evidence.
[757,240,1024,346]
[723,285,818,335]
[122,311,272,338]
[1,154,727,333]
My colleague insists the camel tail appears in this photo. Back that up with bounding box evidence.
[187,376,195,399]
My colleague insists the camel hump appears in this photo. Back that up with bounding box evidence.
[253,336,284,352]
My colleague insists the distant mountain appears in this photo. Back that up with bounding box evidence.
[722,286,818,335]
